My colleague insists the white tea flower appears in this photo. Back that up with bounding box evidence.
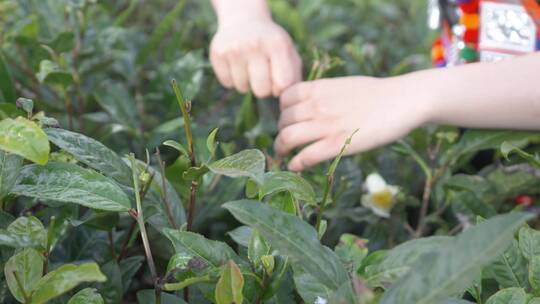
[314,296,328,304]
[361,173,399,218]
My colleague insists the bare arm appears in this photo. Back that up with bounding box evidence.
[276,52,540,171]
[211,0,271,25]
[418,52,540,129]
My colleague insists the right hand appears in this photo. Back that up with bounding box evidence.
[210,18,302,98]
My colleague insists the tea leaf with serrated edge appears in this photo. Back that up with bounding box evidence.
[12,162,131,211]
[224,200,354,303]
[381,212,533,304]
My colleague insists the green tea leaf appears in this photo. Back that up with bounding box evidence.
[227,226,252,247]
[11,162,131,212]
[136,0,187,64]
[328,129,357,177]
[260,172,316,204]
[381,212,533,304]
[519,226,540,260]
[93,82,138,130]
[364,236,451,287]
[393,140,431,178]
[334,234,368,273]
[4,248,43,303]
[67,288,104,304]
[248,229,269,266]
[215,260,244,304]
[16,98,34,115]
[163,229,241,269]
[0,150,23,200]
[31,263,106,304]
[208,150,265,184]
[529,255,540,293]
[0,52,16,102]
[120,256,145,293]
[163,140,188,157]
[48,31,75,53]
[95,260,122,304]
[235,92,258,134]
[487,239,528,289]
[268,191,296,215]
[501,141,540,169]
[45,128,133,185]
[223,200,354,302]
[0,103,23,119]
[182,165,209,181]
[0,117,49,165]
[260,255,275,276]
[485,287,527,304]
[0,216,47,250]
[69,210,119,231]
[206,128,219,156]
[0,210,14,228]
[444,130,533,163]
[163,275,212,292]
[36,60,73,87]
[292,264,333,303]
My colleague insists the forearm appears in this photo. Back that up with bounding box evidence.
[211,0,271,26]
[407,52,540,129]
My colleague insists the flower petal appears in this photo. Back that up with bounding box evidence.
[365,173,387,193]
[361,194,374,208]
[371,206,391,218]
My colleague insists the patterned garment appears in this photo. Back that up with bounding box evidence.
[430,0,540,66]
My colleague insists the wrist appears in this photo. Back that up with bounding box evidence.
[395,69,441,126]
[212,0,272,27]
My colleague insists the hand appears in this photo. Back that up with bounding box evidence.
[210,18,302,98]
[275,76,431,171]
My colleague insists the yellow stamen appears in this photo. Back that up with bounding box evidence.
[371,190,394,210]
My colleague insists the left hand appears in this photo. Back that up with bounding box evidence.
[275,76,431,171]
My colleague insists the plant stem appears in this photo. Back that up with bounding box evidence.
[315,130,357,232]
[187,181,198,231]
[129,154,160,304]
[62,88,74,130]
[415,175,433,238]
[117,220,137,262]
[171,79,194,163]
[315,175,334,232]
[414,149,452,238]
[172,79,199,303]
[155,148,177,229]
[108,230,117,260]
[43,216,56,275]
[13,271,30,303]
[171,79,198,232]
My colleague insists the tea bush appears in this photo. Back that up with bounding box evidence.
[1,0,540,304]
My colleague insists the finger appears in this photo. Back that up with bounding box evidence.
[247,53,272,98]
[272,83,281,97]
[266,38,301,94]
[210,52,233,88]
[227,54,249,93]
[288,134,349,172]
[280,82,311,110]
[274,121,329,156]
[278,102,313,129]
